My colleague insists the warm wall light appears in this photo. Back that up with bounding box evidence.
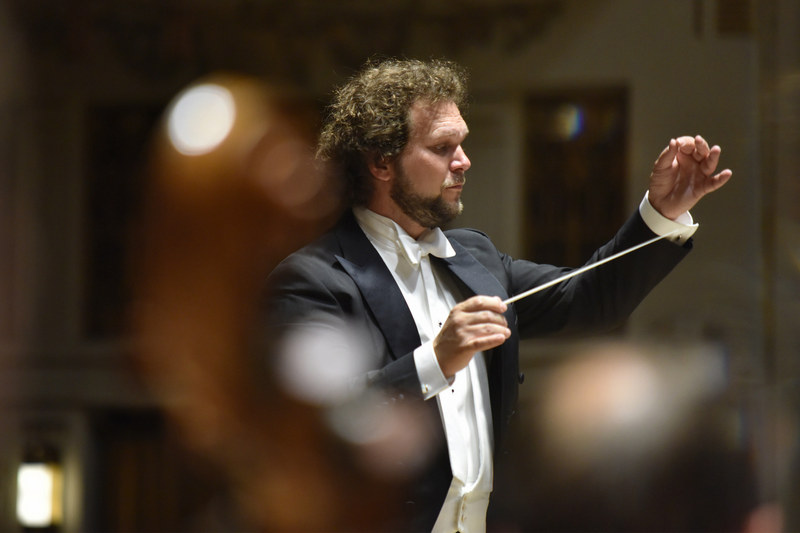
[16,445,63,529]
[167,82,236,156]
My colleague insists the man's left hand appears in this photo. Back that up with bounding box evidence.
[647,135,732,220]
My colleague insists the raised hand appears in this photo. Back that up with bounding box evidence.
[647,135,732,220]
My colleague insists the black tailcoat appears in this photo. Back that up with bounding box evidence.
[265,209,690,529]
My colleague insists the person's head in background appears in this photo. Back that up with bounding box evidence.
[492,341,783,533]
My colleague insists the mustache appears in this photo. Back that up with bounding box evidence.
[443,174,466,188]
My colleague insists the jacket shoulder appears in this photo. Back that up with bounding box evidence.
[444,227,500,255]
[445,226,493,245]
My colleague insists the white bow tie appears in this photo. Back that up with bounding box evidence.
[398,228,454,265]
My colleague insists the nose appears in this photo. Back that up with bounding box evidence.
[452,145,471,172]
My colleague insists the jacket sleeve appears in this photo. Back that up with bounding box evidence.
[506,210,691,338]
[449,209,691,340]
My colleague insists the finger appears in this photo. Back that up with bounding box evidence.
[700,145,722,175]
[693,135,710,161]
[473,310,509,327]
[466,328,511,352]
[466,322,512,338]
[653,139,677,170]
[675,144,697,177]
[458,295,507,313]
[459,336,507,358]
[450,309,508,332]
[707,168,733,192]
[676,136,695,154]
[675,137,699,172]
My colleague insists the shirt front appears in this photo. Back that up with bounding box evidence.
[354,207,494,533]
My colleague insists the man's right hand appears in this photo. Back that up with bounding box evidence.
[433,295,511,379]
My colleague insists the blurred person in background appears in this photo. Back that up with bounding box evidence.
[131,75,437,531]
[490,341,784,533]
[265,57,732,532]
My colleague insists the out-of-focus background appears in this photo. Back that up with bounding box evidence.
[0,0,797,531]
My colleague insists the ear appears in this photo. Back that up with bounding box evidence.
[366,153,394,182]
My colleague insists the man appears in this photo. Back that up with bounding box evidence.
[265,58,731,532]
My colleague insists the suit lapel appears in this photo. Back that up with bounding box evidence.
[437,237,519,446]
[436,239,510,302]
[333,213,421,359]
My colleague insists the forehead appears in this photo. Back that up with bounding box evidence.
[408,100,468,140]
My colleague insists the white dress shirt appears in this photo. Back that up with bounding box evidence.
[354,207,494,533]
[353,195,694,532]
[639,190,698,243]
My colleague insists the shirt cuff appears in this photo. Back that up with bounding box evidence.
[413,341,451,400]
[639,191,698,245]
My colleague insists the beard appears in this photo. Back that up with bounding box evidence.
[390,165,464,229]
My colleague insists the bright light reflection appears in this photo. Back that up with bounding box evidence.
[17,463,62,527]
[554,104,585,140]
[167,83,236,156]
[277,322,371,407]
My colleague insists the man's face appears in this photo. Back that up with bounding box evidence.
[390,100,471,229]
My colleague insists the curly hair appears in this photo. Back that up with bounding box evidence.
[317,58,469,206]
